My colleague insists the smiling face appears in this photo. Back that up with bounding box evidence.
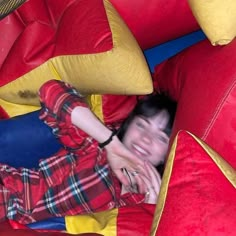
[122,110,170,166]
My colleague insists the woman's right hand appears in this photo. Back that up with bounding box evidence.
[71,106,151,193]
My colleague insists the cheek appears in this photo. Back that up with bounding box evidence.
[123,124,139,141]
[122,128,134,146]
[151,143,168,162]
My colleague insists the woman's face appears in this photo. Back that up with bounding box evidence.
[122,110,170,166]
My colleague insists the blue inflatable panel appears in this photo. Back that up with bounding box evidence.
[144,30,206,72]
[0,111,62,168]
[27,217,66,230]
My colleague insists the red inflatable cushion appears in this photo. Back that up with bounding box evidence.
[151,130,236,236]
[110,0,199,49]
[0,0,152,109]
[65,204,155,235]
[153,39,236,168]
[88,94,137,125]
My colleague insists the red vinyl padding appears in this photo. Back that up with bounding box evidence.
[110,0,199,49]
[153,131,236,236]
[153,38,236,168]
[0,0,113,86]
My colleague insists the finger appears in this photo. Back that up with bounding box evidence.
[116,155,142,172]
[126,166,154,194]
[133,171,156,195]
[140,173,160,196]
[125,164,148,180]
[133,174,146,194]
[120,149,144,166]
[144,161,162,186]
[140,175,158,204]
[114,169,130,186]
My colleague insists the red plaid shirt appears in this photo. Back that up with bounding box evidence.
[0,80,144,224]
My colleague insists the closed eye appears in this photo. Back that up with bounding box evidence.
[135,116,149,129]
[155,132,169,143]
[157,134,168,143]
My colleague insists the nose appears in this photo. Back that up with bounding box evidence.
[141,132,152,143]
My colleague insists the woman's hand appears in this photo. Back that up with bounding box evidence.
[105,135,147,193]
[71,106,149,192]
[141,161,162,204]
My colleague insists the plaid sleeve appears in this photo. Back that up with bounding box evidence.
[39,79,88,125]
[38,80,94,150]
[119,192,145,206]
[112,176,145,206]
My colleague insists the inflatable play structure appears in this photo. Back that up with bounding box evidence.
[0,0,236,235]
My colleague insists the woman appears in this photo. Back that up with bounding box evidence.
[0,80,176,224]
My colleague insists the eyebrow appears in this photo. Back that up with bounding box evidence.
[137,115,150,124]
[138,115,170,136]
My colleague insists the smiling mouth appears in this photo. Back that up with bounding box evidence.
[132,144,149,157]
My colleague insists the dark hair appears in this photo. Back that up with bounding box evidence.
[117,93,177,176]
[118,93,176,140]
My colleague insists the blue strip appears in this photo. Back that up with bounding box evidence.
[0,110,62,168]
[144,30,206,72]
[27,217,66,230]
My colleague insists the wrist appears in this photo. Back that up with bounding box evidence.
[98,129,117,148]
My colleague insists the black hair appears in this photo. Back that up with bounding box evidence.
[117,93,177,176]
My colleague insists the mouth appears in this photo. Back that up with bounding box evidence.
[132,143,149,158]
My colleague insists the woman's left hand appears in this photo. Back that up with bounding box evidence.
[141,161,162,204]
[105,135,148,193]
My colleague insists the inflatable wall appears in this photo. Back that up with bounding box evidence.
[0,0,236,235]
